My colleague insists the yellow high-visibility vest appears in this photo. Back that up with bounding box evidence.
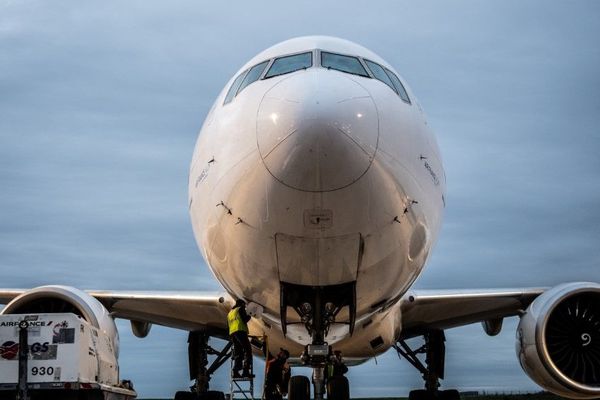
[228,308,248,335]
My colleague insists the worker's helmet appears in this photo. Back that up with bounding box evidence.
[234,299,246,308]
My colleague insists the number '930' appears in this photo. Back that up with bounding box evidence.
[31,366,54,375]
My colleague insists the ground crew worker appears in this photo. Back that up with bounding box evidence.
[264,348,291,400]
[228,299,253,378]
[327,350,348,380]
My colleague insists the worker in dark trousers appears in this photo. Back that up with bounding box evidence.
[228,299,253,378]
[264,348,290,400]
[327,350,348,380]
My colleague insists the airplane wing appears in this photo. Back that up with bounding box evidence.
[0,289,24,304]
[89,290,234,334]
[1,287,546,339]
[399,287,546,338]
[0,289,234,337]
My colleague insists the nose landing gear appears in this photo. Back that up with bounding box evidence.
[287,345,350,400]
[280,281,355,400]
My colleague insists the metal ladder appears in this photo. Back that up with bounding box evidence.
[229,355,255,400]
[229,335,268,400]
[229,335,269,400]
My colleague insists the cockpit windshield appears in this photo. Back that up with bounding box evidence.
[224,71,247,105]
[384,68,411,103]
[265,52,313,79]
[224,48,411,106]
[237,60,269,95]
[364,59,411,104]
[364,60,396,92]
[321,51,369,77]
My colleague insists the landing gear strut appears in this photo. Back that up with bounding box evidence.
[393,330,460,400]
[175,331,231,400]
[281,281,355,400]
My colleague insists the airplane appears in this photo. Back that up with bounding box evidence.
[1,36,599,400]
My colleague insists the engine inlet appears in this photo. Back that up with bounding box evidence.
[545,292,600,385]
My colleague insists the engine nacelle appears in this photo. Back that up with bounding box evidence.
[517,282,600,399]
[0,285,119,357]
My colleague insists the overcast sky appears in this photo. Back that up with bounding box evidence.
[1,1,599,398]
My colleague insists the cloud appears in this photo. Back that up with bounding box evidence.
[1,1,599,397]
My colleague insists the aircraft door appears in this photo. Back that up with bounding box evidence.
[275,232,361,286]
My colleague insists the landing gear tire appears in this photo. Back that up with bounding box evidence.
[439,389,460,400]
[288,375,310,400]
[174,391,196,400]
[408,389,431,400]
[408,389,460,400]
[326,376,350,400]
[174,390,225,400]
[201,390,225,400]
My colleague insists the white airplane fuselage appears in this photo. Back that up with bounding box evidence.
[188,37,446,359]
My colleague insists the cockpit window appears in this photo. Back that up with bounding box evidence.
[237,60,269,96]
[384,68,411,104]
[321,52,369,77]
[264,52,312,79]
[364,60,396,93]
[224,70,248,105]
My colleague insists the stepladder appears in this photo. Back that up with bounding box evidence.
[230,365,255,400]
[229,335,267,400]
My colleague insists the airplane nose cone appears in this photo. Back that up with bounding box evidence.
[257,70,378,192]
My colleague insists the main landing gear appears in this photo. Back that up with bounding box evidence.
[174,331,232,400]
[393,330,460,400]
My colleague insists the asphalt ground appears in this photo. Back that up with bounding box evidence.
[140,395,571,400]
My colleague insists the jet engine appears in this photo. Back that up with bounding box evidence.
[517,282,600,399]
[0,285,119,356]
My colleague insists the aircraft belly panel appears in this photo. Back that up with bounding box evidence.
[275,232,360,286]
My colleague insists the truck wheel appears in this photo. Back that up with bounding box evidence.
[288,375,310,400]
